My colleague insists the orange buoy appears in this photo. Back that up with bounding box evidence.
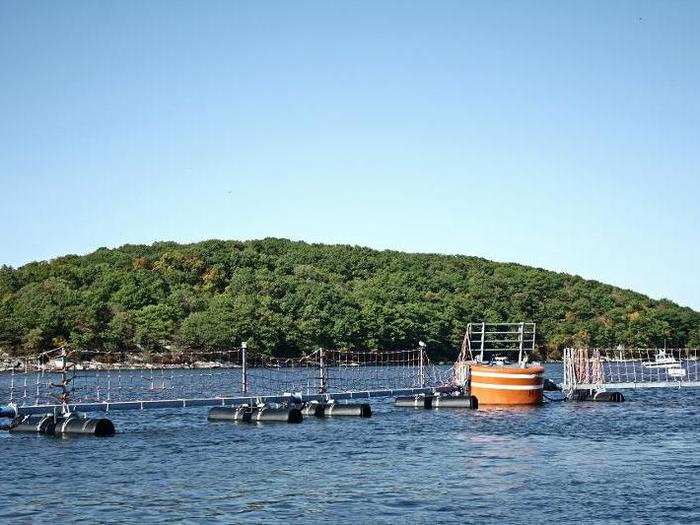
[469,364,544,405]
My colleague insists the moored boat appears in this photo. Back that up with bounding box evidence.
[642,350,681,369]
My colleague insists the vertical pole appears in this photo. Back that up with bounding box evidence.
[10,365,15,402]
[518,322,524,365]
[418,341,426,387]
[60,347,70,415]
[480,322,486,362]
[35,357,40,405]
[319,348,327,394]
[563,348,568,393]
[241,341,248,394]
[462,325,470,361]
[23,358,28,402]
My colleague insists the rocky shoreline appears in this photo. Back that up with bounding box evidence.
[0,357,240,373]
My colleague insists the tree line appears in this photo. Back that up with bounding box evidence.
[1,238,698,360]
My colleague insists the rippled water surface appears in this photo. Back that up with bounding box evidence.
[1,364,698,524]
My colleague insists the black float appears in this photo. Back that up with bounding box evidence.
[432,394,478,409]
[543,378,561,391]
[9,414,115,437]
[394,395,434,409]
[571,390,625,402]
[301,402,372,418]
[395,394,478,409]
[208,405,303,423]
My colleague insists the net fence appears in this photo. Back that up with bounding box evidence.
[0,346,447,409]
[563,347,700,394]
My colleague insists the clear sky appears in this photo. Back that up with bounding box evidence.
[1,1,699,310]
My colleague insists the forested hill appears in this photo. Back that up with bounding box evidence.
[1,238,698,360]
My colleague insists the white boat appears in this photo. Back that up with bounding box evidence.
[491,355,510,366]
[642,350,681,369]
[667,367,687,378]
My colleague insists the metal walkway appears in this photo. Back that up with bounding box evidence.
[1,388,437,418]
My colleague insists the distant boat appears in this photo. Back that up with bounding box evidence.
[667,367,687,378]
[491,355,510,366]
[642,350,681,370]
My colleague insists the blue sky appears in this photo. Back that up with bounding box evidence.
[1,1,699,310]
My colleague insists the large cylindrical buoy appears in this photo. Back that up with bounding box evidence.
[469,365,544,405]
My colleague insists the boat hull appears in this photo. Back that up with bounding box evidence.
[469,365,544,405]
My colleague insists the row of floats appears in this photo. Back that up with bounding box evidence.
[3,385,624,436]
[207,393,479,424]
[3,393,479,436]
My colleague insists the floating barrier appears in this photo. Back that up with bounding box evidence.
[571,390,625,403]
[0,405,15,419]
[207,405,303,423]
[302,402,372,418]
[9,414,115,437]
[469,364,544,405]
[433,394,478,409]
[394,395,433,409]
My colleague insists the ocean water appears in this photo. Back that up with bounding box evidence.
[1,364,698,524]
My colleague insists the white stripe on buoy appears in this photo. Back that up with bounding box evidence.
[470,381,543,391]
[470,370,541,379]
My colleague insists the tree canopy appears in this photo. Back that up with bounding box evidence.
[1,238,698,360]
